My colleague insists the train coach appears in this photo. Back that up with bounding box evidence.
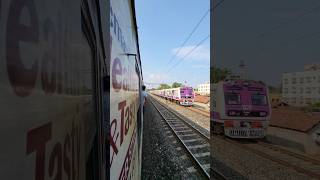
[1,0,143,179]
[151,86,195,106]
[211,79,271,138]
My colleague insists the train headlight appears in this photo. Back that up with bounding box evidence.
[224,121,234,127]
[228,111,237,116]
[251,122,262,128]
[259,111,267,117]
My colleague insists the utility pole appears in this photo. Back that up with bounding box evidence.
[239,60,248,79]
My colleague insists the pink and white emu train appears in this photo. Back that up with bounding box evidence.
[212,79,271,138]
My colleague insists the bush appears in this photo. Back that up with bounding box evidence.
[303,102,320,112]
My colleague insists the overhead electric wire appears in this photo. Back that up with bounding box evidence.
[242,2,320,59]
[165,10,210,67]
[166,35,210,73]
[257,3,320,38]
[212,0,225,11]
[278,30,320,47]
[165,0,225,67]
[254,3,320,50]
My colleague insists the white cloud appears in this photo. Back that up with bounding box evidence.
[144,72,169,84]
[171,45,210,61]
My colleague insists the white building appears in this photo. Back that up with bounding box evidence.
[282,64,320,106]
[197,81,210,95]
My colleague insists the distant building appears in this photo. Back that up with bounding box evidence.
[282,64,320,106]
[304,64,320,71]
[197,81,210,95]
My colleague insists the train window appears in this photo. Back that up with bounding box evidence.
[81,0,102,179]
[227,86,242,90]
[251,94,267,106]
[225,93,241,105]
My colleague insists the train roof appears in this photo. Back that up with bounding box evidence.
[131,0,142,80]
[158,86,194,91]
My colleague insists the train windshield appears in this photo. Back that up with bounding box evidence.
[251,94,267,106]
[225,93,240,105]
[180,88,193,97]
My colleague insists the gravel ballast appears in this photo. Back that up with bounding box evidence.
[151,94,210,131]
[142,98,205,179]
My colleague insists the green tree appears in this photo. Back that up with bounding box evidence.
[172,82,182,88]
[312,102,320,112]
[313,102,320,107]
[303,102,320,112]
[268,85,281,94]
[157,84,171,90]
[210,66,232,83]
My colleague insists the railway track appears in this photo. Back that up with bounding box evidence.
[221,136,320,179]
[186,106,210,117]
[149,96,219,179]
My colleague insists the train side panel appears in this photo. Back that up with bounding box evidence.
[0,0,103,179]
[150,87,195,106]
[109,0,142,179]
[171,88,181,101]
[212,82,226,123]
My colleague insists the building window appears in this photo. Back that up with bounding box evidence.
[284,78,288,84]
[284,88,288,94]
[306,76,312,83]
[300,77,304,84]
[292,77,297,84]
[292,86,296,94]
[300,87,304,94]
[306,87,311,94]
[305,98,312,105]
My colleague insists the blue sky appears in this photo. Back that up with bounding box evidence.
[135,0,210,88]
[214,0,320,87]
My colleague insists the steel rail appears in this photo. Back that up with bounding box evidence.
[150,96,217,179]
[219,136,320,179]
